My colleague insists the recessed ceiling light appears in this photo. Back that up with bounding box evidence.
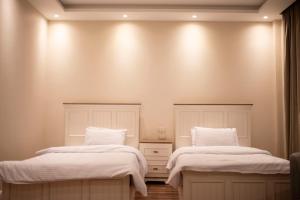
[263,16,269,19]
[123,14,128,18]
[192,15,198,19]
[54,14,60,18]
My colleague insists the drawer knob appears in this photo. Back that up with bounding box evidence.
[153,168,158,171]
[153,150,159,153]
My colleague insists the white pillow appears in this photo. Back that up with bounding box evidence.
[84,127,127,145]
[191,127,239,146]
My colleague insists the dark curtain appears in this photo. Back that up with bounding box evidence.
[282,0,300,156]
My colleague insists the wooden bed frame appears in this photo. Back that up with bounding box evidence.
[1,104,141,200]
[174,104,290,200]
[2,177,135,200]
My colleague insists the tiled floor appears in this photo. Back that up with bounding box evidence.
[135,182,179,200]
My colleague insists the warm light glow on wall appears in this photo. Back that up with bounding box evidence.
[50,23,71,45]
[111,23,140,67]
[49,23,72,59]
[246,24,272,55]
[175,23,207,68]
[37,19,48,59]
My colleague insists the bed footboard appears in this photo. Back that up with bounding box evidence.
[182,171,290,200]
[2,176,133,200]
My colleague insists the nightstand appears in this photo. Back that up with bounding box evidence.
[139,143,172,181]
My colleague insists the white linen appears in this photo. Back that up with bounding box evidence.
[0,145,148,196]
[192,127,239,146]
[166,146,290,188]
[85,127,127,145]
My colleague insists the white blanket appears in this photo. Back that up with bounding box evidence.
[0,145,148,196]
[166,146,290,188]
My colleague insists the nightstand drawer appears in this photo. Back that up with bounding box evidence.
[146,173,169,178]
[144,148,170,156]
[140,143,172,156]
[147,160,168,165]
[145,156,169,161]
[148,165,168,174]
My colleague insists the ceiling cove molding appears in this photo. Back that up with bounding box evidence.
[62,4,260,13]
[27,0,296,21]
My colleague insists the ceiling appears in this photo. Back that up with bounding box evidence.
[28,0,295,21]
[61,0,266,6]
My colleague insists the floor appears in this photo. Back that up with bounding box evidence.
[135,182,179,200]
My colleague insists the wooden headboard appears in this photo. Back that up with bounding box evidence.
[64,103,140,148]
[175,104,252,149]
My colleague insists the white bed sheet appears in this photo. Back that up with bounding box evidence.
[166,146,290,188]
[0,145,148,196]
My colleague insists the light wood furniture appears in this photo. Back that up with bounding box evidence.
[1,103,141,200]
[182,172,290,200]
[139,143,172,181]
[175,104,252,149]
[174,104,290,200]
[64,103,140,148]
[2,177,134,200]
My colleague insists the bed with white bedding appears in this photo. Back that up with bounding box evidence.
[0,145,147,200]
[0,145,147,194]
[171,104,291,200]
[167,146,289,188]
[0,104,147,200]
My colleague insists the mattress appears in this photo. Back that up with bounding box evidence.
[166,146,290,188]
[0,145,148,196]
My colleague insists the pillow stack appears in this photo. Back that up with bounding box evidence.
[191,127,239,146]
[84,127,127,145]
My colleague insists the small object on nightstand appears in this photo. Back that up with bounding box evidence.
[139,143,172,182]
[158,127,167,140]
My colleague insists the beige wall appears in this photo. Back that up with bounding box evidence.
[0,1,285,159]
[46,21,282,154]
[0,0,48,160]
